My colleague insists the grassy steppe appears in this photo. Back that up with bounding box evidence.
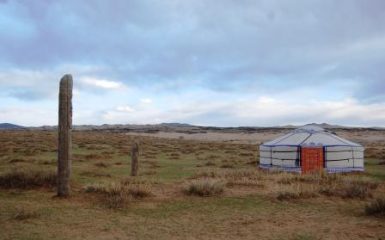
[0,130,384,240]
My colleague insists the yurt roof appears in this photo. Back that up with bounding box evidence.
[262,124,362,147]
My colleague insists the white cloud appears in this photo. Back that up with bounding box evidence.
[140,98,153,104]
[96,95,385,127]
[80,77,125,90]
[116,105,135,112]
[0,107,56,126]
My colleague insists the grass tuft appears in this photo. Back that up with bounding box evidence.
[84,180,153,209]
[184,179,225,197]
[365,198,385,217]
[277,190,317,201]
[0,169,56,189]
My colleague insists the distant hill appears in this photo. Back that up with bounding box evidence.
[160,123,194,128]
[29,122,385,132]
[0,123,24,129]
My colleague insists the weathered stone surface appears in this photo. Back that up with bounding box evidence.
[57,74,73,197]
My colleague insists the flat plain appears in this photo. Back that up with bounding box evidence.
[0,128,385,240]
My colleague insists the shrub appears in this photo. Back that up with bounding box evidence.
[0,169,56,189]
[343,183,371,199]
[104,184,130,209]
[184,179,225,196]
[126,184,152,198]
[365,198,385,216]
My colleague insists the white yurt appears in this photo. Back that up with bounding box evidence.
[259,125,364,173]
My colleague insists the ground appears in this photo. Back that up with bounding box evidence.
[0,129,384,240]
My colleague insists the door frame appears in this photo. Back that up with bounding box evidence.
[300,146,324,174]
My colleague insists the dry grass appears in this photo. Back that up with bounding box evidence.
[1,130,385,239]
[277,172,341,185]
[276,190,317,201]
[204,161,216,166]
[220,163,234,168]
[276,183,318,201]
[11,207,40,221]
[194,169,263,187]
[275,172,379,199]
[184,178,225,196]
[365,198,385,217]
[84,180,153,208]
[94,162,109,168]
[319,178,378,199]
[0,169,56,189]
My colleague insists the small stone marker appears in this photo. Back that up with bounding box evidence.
[131,142,139,176]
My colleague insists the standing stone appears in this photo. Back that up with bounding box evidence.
[57,74,73,197]
[131,142,139,176]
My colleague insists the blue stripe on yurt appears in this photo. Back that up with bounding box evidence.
[298,145,302,167]
[261,144,304,147]
[260,164,364,173]
[327,167,364,173]
[259,164,301,173]
[299,133,313,145]
[261,144,363,147]
[296,146,300,167]
[323,146,326,168]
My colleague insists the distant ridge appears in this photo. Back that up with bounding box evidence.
[160,123,193,128]
[0,123,25,129]
[28,122,385,132]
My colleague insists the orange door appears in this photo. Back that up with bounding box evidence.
[301,147,324,174]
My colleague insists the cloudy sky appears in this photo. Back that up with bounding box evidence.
[1,0,385,127]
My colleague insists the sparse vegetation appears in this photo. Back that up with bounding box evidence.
[184,179,225,196]
[0,129,385,239]
[365,198,385,217]
[84,180,153,208]
[12,207,40,221]
[276,184,318,201]
[0,169,56,189]
[319,178,378,199]
[94,161,109,168]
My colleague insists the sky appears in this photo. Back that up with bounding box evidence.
[1,0,385,127]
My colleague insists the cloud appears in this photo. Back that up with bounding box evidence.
[0,107,56,126]
[80,77,126,90]
[97,95,385,127]
[1,1,385,126]
[116,105,135,112]
[140,98,152,104]
[0,64,118,100]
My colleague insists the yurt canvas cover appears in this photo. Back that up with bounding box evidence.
[259,125,364,173]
